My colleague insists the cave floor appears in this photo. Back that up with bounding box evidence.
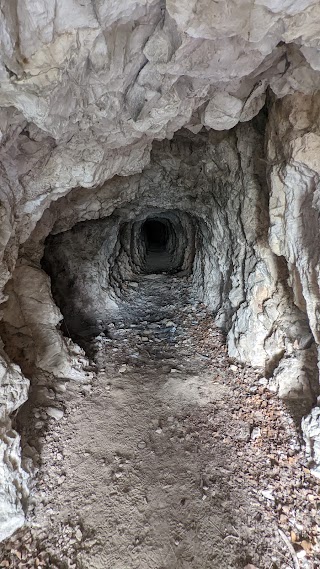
[2,275,320,568]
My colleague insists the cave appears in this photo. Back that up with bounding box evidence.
[1,2,320,568]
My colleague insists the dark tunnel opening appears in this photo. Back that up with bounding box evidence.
[139,216,178,275]
[141,219,169,252]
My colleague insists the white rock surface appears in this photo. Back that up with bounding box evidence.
[302,404,320,479]
[46,407,64,421]
[0,426,28,542]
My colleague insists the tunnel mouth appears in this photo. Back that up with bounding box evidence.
[139,216,176,274]
[39,208,196,340]
[141,219,169,252]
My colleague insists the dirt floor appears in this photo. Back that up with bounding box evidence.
[1,274,320,568]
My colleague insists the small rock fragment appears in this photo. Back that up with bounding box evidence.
[75,529,82,542]
[261,489,274,501]
[251,427,261,440]
[46,407,64,420]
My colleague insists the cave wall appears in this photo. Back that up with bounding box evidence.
[0,0,320,542]
[8,122,315,386]
[268,94,320,347]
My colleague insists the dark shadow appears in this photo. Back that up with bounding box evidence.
[142,219,169,252]
[140,217,180,274]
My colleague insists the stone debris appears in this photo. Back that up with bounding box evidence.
[45,408,64,421]
[1,275,319,568]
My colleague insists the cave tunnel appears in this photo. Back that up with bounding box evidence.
[1,117,320,569]
[41,206,196,339]
[137,214,187,275]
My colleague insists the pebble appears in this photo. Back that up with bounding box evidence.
[260,489,275,501]
[46,407,64,421]
[251,427,261,440]
[258,377,268,386]
[229,365,238,372]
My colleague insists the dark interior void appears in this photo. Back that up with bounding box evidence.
[140,217,176,274]
[142,219,169,251]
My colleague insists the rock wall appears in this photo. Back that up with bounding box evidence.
[0,0,320,540]
[267,93,320,475]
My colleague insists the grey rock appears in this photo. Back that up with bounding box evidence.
[46,407,64,421]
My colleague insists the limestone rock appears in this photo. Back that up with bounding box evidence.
[0,356,29,422]
[46,407,64,421]
[1,263,93,381]
[202,93,244,131]
[302,405,320,479]
[0,426,28,542]
[274,347,319,406]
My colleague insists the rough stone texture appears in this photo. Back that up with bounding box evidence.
[302,402,320,479]
[274,346,318,405]
[1,262,91,379]
[268,92,320,473]
[0,0,320,542]
[0,426,28,542]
